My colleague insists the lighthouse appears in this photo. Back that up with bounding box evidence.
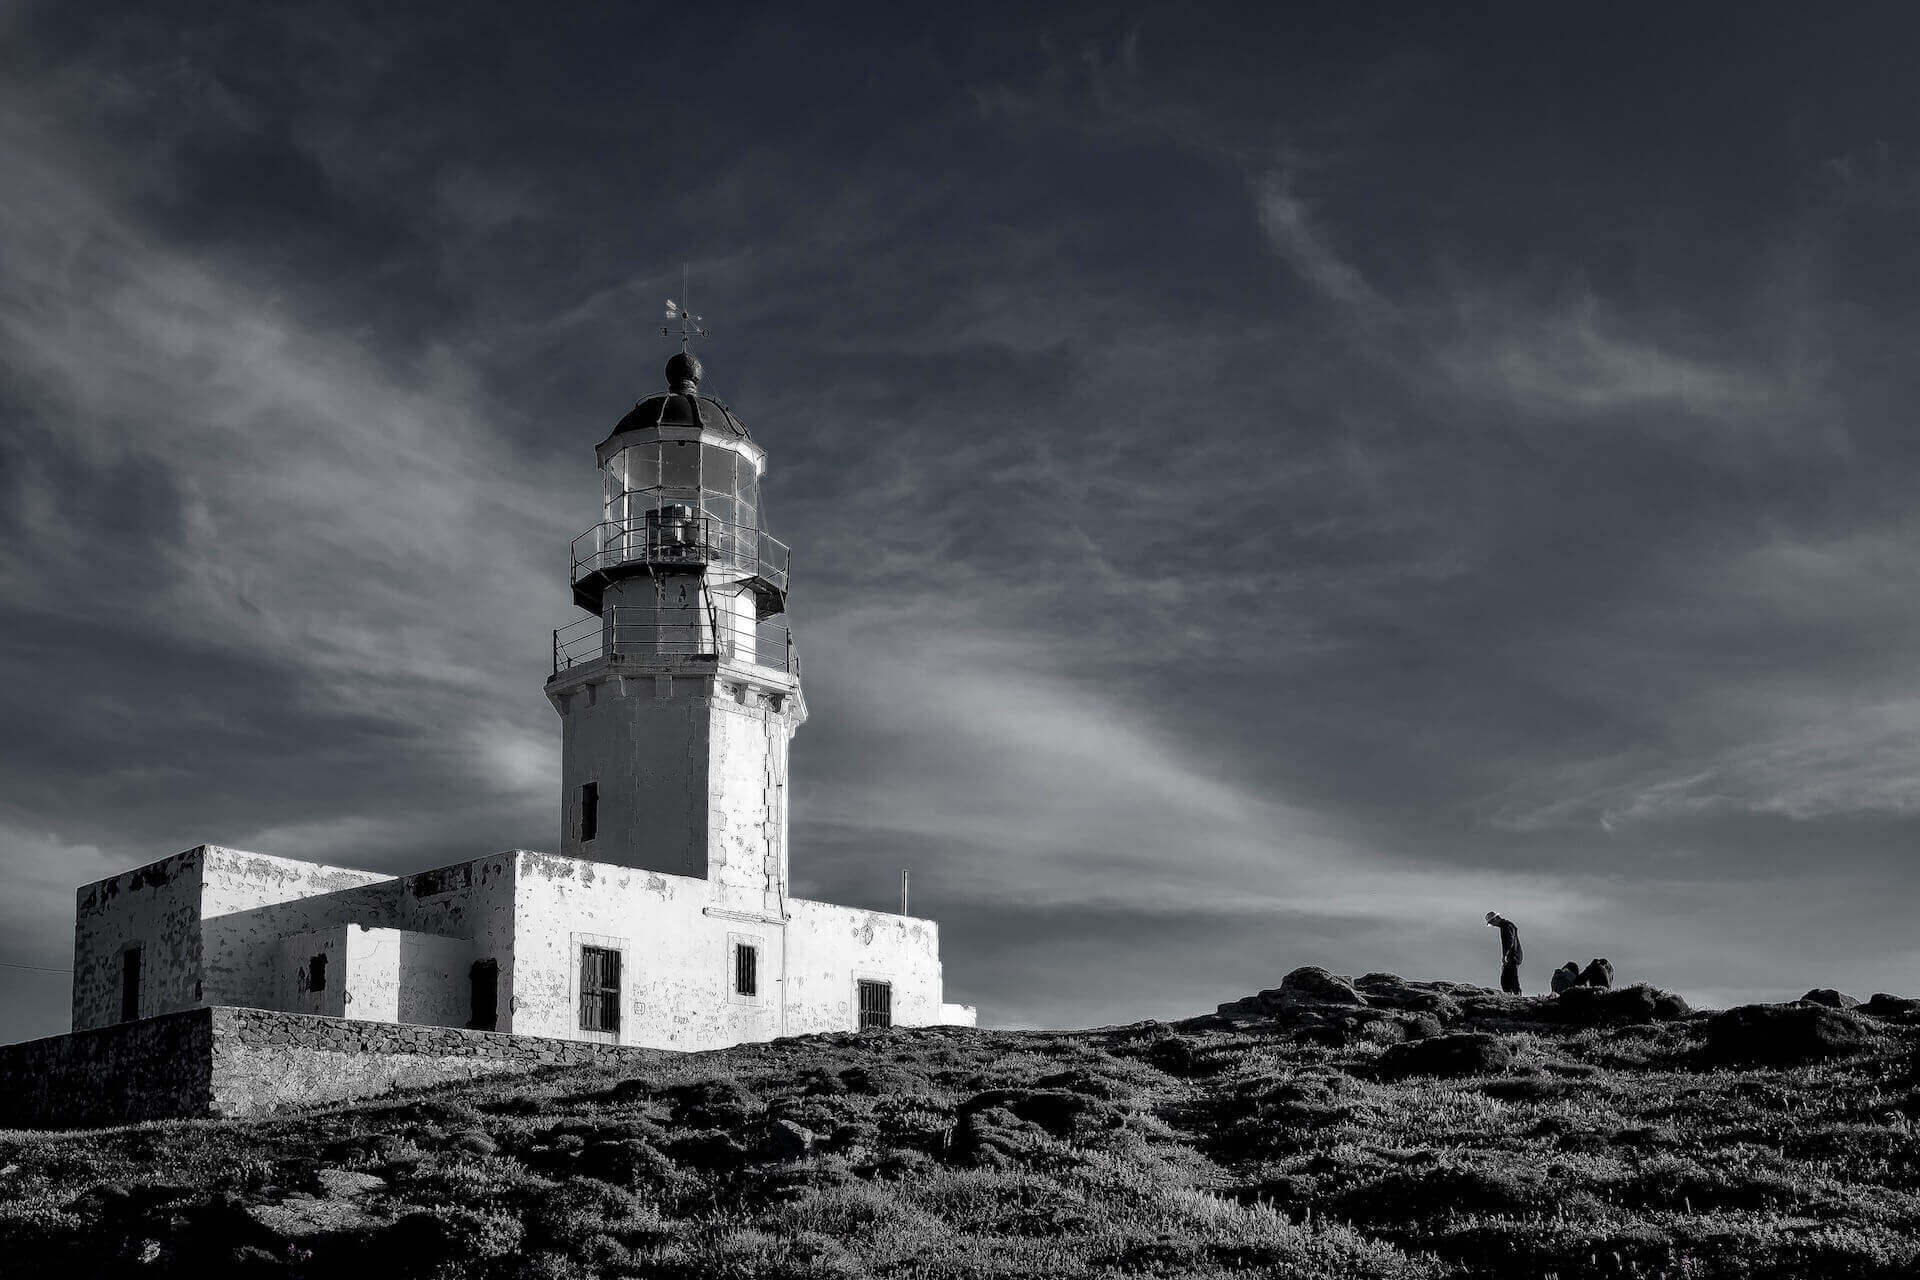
[33,333,969,1124]
[547,350,804,922]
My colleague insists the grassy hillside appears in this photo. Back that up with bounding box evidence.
[1,972,1916,1279]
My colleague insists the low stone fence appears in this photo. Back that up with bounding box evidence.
[1,1007,663,1128]
[0,1009,216,1128]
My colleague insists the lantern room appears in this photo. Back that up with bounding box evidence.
[569,352,790,619]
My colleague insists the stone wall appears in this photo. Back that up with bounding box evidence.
[0,1007,663,1128]
[0,1008,214,1128]
[207,1007,658,1118]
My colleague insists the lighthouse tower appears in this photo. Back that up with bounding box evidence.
[545,351,804,920]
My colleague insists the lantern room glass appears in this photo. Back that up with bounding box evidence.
[601,440,767,569]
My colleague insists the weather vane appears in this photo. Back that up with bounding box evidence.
[662,264,708,352]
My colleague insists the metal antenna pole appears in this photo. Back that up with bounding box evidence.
[901,868,910,916]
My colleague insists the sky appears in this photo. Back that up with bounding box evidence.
[3,2,1920,1038]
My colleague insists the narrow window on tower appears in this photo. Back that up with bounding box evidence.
[858,979,892,1031]
[120,945,142,1023]
[734,943,758,997]
[579,781,598,843]
[308,952,327,992]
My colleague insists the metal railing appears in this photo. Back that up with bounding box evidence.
[570,509,790,595]
[552,605,799,678]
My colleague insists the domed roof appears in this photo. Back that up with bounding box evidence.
[607,354,752,440]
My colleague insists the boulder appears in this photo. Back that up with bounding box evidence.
[1864,993,1920,1020]
[1352,973,1463,1020]
[762,1119,816,1161]
[1278,966,1368,1007]
[1800,988,1860,1009]
[1580,959,1614,989]
[1550,963,1582,994]
[1553,983,1677,1025]
[1378,1032,1513,1079]
[1705,1002,1883,1065]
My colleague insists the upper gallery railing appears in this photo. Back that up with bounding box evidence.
[552,607,799,678]
[570,507,790,595]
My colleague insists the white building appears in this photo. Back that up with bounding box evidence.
[68,351,974,1049]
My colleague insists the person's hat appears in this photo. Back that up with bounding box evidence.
[1485,911,1499,924]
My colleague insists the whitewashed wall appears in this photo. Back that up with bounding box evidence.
[782,898,949,1035]
[72,850,208,1031]
[505,851,956,1049]
[200,847,397,1010]
[276,926,350,1018]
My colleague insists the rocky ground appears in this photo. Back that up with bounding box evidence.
[2,970,1918,1278]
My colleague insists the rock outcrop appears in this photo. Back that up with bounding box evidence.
[1705,1002,1883,1065]
[1378,1032,1513,1079]
[1277,966,1368,1006]
[1800,988,1861,1009]
[1553,983,1690,1026]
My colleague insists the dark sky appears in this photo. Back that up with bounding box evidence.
[4,2,1920,1037]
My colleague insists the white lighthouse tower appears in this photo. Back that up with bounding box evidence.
[547,349,804,921]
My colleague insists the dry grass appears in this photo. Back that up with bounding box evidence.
[0,984,1915,1278]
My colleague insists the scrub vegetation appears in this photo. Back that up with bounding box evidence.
[1,973,1916,1278]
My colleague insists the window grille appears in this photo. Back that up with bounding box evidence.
[578,945,621,1033]
[309,952,327,992]
[579,781,599,843]
[857,979,892,1031]
[735,943,758,997]
[120,947,142,1023]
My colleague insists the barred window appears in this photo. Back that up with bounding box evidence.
[578,945,621,1033]
[858,979,892,1031]
[735,943,758,997]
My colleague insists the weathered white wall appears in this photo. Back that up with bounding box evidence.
[706,684,795,918]
[339,927,473,1028]
[507,851,711,1046]
[200,847,398,1011]
[67,843,967,1045]
[72,849,208,1032]
[271,925,472,1027]
[505,850,955,1050]
[782,897,950,1035]
[387,854,517,1031]
[276,926,350,1018]
[554,665,712,878]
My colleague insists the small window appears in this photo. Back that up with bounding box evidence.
[735,943,758,997]
[579,945,621,1034]
[858,979,892,1031]
[308,952,328,992]
[579,781,598,843]
[120,947,142,1023]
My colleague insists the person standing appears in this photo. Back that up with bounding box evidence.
[1486,911,1523,994]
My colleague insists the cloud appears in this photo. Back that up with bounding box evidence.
[1255,174,1392,320]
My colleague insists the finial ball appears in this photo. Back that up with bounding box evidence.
[666,351,703,394]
